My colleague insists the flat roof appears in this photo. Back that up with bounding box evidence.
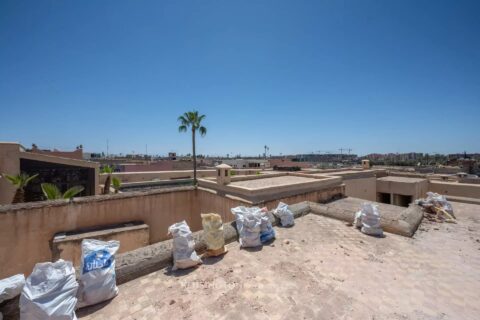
[20,151,99,169]
[78,201,480,319]
[229,175,318,190]
[377,176,426,183]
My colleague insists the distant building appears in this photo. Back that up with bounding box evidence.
[29,144,84,160]
[220,159,269,169]
[269,159,312,170]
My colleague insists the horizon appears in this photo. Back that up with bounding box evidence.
[1,1,479,156]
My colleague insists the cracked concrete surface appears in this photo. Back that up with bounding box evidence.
[78,202,480,320]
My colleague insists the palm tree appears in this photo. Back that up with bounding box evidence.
[178,111,207,185]
[1,172,38,204]
[101,165,114,194]
[41,183,84,200]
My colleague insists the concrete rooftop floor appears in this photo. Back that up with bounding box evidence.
[230,175,318,189]
[78,202,480,320]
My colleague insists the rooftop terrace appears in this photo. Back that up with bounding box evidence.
[229,175,318,189]
[78,201,480,319]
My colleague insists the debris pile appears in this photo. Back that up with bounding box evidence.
[416,192,456,223]
[168,221,202,270]
[201,213,228,257]
[273,202,295,227]
[77,239,120,308]
[231,206,276,247]
[354,203,383,236]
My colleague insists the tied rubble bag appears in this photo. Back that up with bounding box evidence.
[231,206,264,248]
[19,259,78,320]
[168,221,202,270]
[201,213,227,257]
[273,202,295,227]
[354,203,383,236]
[77,239,119,308]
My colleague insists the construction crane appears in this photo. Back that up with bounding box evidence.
[264,145,269,159]
[339,148,353,155]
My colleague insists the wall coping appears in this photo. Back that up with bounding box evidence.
[0,185,195,214]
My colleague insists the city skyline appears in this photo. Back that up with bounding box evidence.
[1,1,479,156]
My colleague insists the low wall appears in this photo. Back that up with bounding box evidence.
[343,177,377,201]
[100,169,261,184]
[0,187,197,278]
[429,181,480,199]
[100,170,216,184]
[0,183,344,279]
[52,223,150,267]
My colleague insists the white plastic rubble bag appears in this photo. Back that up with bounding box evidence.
[0,274,25,304]
[259,207,276,243]
[201,213,227,257]
[19,259,78,320]
[168,221,202,270]
[273,202,295,227]
[77,239,119,308]
[425,192,454,216]
[231,206,263,248]
[354,203,383,236]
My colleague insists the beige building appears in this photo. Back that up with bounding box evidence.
[376,176,428,206]
[0,142,99,205]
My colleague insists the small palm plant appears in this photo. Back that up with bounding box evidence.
[1,172,38,204]
[112,177,121,193]
[178,110,207,185]
[101,165,114,194]
[41,183,84,200]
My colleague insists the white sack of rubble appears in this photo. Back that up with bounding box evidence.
[231,206,263,248]
[201,213,227,255]
[273,202,295,227]
[0,274,25,304]
[168,221,202,270]
[355,203,383,236]
[20,259,78,320]
[77,239,119,308]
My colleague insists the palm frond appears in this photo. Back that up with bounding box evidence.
[178,125,187,133]
[101,165,114,174]
[62,185,84,199]
[112,177,121,191]
[41,183,62,200]
[24,173,39,186]
[177,115,189,125]
[178,110,206,135]
[3,172,38,189]
[3,174,20,186]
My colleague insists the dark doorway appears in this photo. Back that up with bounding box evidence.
[394,194,413,207]
[377,192,391,204]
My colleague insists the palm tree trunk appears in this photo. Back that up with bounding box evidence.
[192,128,197,185]
[12,189,24,204]
[104,175,111,194]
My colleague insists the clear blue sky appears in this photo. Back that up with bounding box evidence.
[1,0,479,156]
